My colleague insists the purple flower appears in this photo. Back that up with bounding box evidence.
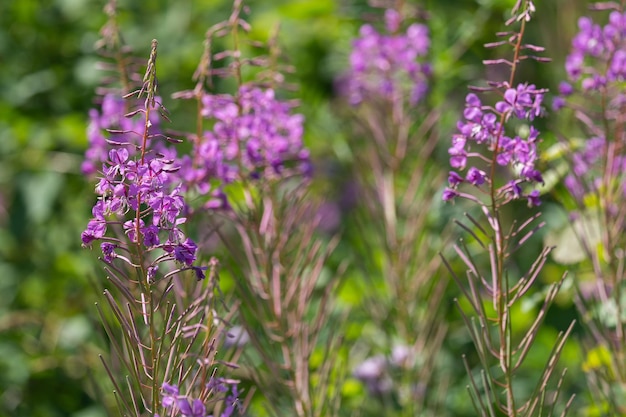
[443,86,545,204]
[558,81,573,96]
[344,10,430,106]
[204,378,240,417]
[207,377,230,394]
[149,185,186,226]
[552,96,566,111]
[449,136,468,170]
[82,95,204,277]
[384,9,402,33]
[466,167,487,186]
[82,95,166,176]
[555,12,626,208]
[442,188,459,202]
[205,188,230,211]
[183,85,309,202]
[123,219,144,244]
[508,181,523,199]
[162,382,179,408]
[189,266,207,280]
[100,242,117,263]
[178,398,207,417]
[173,238,198,266]
[527,189,541,207]
[561,11,626,93]
[143,225,160,247]
[220,384,240,417]
[81,218,106,246]
[448,171,464,187]
[495,83,544,121]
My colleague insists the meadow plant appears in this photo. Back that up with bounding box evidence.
[170,2,345,416]
[442,1,576,415]
[75,1,626,416]
[552,3,626,413]
[81,3,240,416]
[340,4,447,415]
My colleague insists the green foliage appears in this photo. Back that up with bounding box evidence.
[0,0,597,416]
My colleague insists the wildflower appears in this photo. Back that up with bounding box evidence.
[442,188,459,202]
[466,167,487,186]
[82,95,164,175]
[172,238,198,266]
[353,354,393,395]
[161,382,179,408]
[495,83,543,121]
[345,10,430,106]
[176,85,309,211]
[448,171,464,187]
[560,11,626,91]
[82,98,202,278]
[100,242,117,263]
[81,217,106,246]
[526,189,541,207]
[177,398,207,417]
[555,10,626,203]
[443,85,545,204]
[191,265,207,280]
[161,383,209,417]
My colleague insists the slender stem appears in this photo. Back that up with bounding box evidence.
[487,11,528,417]
[136,39,160,414]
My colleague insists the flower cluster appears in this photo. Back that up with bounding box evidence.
[566,12,626,90]
[553,10,626,204]
[82,94,163,175]
[554,11,626,110]
[564,136,626,203]
[443,83,545,206]
[177,85,310,208]
[345,9,431,106]
[552,11,626,110]
[160,379,239,417]
[81,145,204,279]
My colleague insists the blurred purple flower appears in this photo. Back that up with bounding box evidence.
[178,85,309,209]
[554,11,626,205]
[162,382,179,408]
[344,10,430,106]
[178,398,207,417]
[159,379,239,417]
[560,11,626,89]
[82,94,164,175]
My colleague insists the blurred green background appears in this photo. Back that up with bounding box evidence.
[0,0,594,416]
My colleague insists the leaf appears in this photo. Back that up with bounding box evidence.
[544,210,601,265]
[18,172,64,224]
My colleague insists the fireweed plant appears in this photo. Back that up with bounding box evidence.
[441,1,576,416]
[552,4,626,414]
[340,5,448,416]
[170,2,346,416]
[81,4,240,417]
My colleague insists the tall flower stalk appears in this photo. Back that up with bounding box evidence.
[172,2,344,416]
[552,3,626,414]
[81,3,240,416]
[340,5,448,415]
[442,1,575,415]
